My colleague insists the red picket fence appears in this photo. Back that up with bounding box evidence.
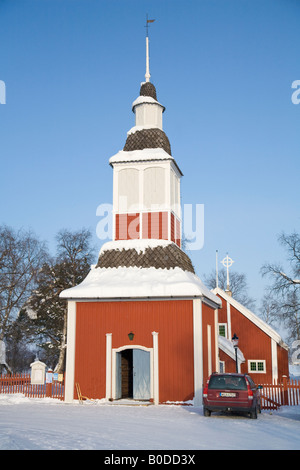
[0,373,30,394]
[259,376,300,410]
[1,373,299,408]
[0,373,65,400]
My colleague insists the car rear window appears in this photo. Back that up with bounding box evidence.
[208,375,247,391]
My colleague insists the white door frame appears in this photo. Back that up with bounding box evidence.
[106,332,159,404]
[111,345,153,401]
[112,345,153,400]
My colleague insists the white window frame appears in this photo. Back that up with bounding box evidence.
[248,359,266,374]
[218,323,227,338]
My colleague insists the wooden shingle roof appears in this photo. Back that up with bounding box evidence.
[96,242,195,273]
[123,128,172,155]
[140,82,157,100]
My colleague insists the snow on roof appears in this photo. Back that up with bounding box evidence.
[60,264,221,305]
[30,359,47,368]
[127,125,159,136]
[218,335,245,362]
[132,95,164,110]
[99,239,173,256]
[96,240,196,274]
[109,148,174,165]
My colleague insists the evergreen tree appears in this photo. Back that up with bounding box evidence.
[17,228,95,372]
[5,313,36,373]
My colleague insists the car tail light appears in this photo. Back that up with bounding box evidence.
[203,379,209,398]
[246,378,253,400]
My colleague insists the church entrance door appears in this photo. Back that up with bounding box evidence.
[116,348,151,400]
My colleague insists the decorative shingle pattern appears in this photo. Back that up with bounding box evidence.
[96,242,195,273]
[140,82,157,100]
[123,128,172,155]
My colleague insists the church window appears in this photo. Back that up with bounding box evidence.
[248,360,266,373]
[218,324,227,337]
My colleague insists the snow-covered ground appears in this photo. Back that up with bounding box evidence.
[0,394,300,450]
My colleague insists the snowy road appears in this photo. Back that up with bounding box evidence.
[0,394,299,450]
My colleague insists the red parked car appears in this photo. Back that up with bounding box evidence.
[203,372,262,419]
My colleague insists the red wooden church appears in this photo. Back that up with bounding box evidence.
[60,36,222,404]
[60,35,289,404]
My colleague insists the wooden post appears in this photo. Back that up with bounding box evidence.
[46,369,53,398]
[282,375,288,406]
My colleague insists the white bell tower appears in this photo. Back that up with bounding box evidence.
[109,22,183,246]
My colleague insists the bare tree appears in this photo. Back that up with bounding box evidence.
[0,225,48,343]
[258,291,279,327]
[261,232,300,344]
[204,268,256,310]
[261,232,300,291]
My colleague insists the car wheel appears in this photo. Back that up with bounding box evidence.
[258,404,261,414]
[249,407,257,419]
[203,407,211,417]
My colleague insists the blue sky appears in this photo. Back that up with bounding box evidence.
[0,0,299,312]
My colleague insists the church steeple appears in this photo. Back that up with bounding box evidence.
[127,82,168,150]
[109,26,182,246]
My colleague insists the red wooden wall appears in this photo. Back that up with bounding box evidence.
[217,296,289,382]
[142,212,168,239]
[277,342,289,380]
[115,213,140,240]
[74,300,195,403]
[115,212,181,247]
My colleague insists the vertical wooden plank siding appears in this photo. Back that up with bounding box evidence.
[231,303,272,382]
[218,298,277,383]
[170,213,175,242]
[115,213,140,240]
[161,212,168,240]
[219,348,235,373]
[142,212,168,240]
[201,303,216,382]
[277,343,289,379]
[115,212,171,241]
[74,300,194,403]
[175,218,181,247]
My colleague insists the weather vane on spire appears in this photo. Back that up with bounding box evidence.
[145,15,155,82]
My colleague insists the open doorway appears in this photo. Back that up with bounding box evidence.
[120,349,133,398]
[116,348,151,400]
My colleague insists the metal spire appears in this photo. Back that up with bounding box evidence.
[145,15,155,82]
